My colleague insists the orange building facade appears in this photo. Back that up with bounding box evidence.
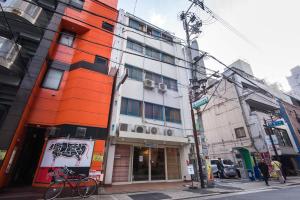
[0,0,118,187]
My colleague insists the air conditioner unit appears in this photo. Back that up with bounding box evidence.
[164,129,173,136]
[119,123,130,132]
[75,127,87,138]
[158,83,167,92]
[134,125,146,133]
[144,79,155,89]
[150,127,159,135]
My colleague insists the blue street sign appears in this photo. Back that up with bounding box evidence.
[267,120,284,128]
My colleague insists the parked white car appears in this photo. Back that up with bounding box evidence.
[210,159,240,178]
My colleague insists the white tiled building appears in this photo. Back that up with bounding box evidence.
[104,11,195,184]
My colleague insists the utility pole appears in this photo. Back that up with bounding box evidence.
[180,0,206,189]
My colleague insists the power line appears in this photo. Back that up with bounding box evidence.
[3,13,213,79]
[22,0,219,74]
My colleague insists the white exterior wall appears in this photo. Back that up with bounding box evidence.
[203,62,297,165]
[202,79,252,161]
[105,10,193,184]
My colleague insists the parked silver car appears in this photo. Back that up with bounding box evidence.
[210,159,239,178]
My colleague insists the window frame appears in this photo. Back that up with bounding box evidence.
[58,31,75,47]
[145,46,161,60]
[161,53,175,64]
[234,127,246,138]
[69,0,84,10]
[145,71,162,85]
[41,68,64,90]
[102,21,114,32]
[127,39,143,53]
[94,55,108,67]
[129,18,143,31]
[163,76,178,91]
[145,102,164,121]
[165,106,181,124]
[125,64,143,82]
[120,97,142,117]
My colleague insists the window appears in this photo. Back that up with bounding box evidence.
[95,55,108,66]
[165,107,181,123]
[161,53,175,64]
[162,33,173,44]
[145,46,160,60]
[127,40,143,53]
[120,98,142,117]
[145,103,163,121]
[102,21,114,32]
[147,27,161,38]
[25,3,40,17]
[235,127,246,138]
[129,18,143,31]
[0,37,13,57]
[125,64,143,81]
[42,68,64,90]
[145,71,162,84]
[274,129,292,147]
[70,0,84,9]
[59,31,75,47]
[163,77,178,91]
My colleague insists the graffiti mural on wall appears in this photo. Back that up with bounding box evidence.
[41,139,95,167]
[49,143,87,161]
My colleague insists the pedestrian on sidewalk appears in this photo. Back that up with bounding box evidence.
[258,159,270,186]
[271,159,286,184]
[217,158,225,178]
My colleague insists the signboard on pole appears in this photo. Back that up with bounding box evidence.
[192,96,208,109]
[188,164,195,175]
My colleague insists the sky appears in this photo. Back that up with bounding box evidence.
[118,0,300,92]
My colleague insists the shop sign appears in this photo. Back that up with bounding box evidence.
[93,153,103,162]
[187,164,195,175]
[0,150,6,160]
[41,138,95,167]
[266,120,284,128]
[145,143,157,148]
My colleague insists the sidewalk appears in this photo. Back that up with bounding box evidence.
[84,176,300,200]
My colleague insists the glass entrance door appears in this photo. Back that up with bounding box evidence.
[151,148,166,180]
[133,147,149,181]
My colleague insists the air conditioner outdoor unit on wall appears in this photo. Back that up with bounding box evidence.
[119,123,130,132]
[134,125,146,133]
[150,127,159,135]
[158,83,167,93]
[164,129,173,136]
[144,79,155,89]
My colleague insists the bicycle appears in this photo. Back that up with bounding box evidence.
[44,166,97,200]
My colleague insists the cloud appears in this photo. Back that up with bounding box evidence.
[149,12,166,28]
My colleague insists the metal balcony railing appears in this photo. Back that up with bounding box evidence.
[0,36,20,70]
[0,0,42,24]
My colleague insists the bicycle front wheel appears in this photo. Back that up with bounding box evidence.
[44,181,65,200]
[77,177,97,198]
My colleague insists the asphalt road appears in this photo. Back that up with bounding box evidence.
[196,186,300,200]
